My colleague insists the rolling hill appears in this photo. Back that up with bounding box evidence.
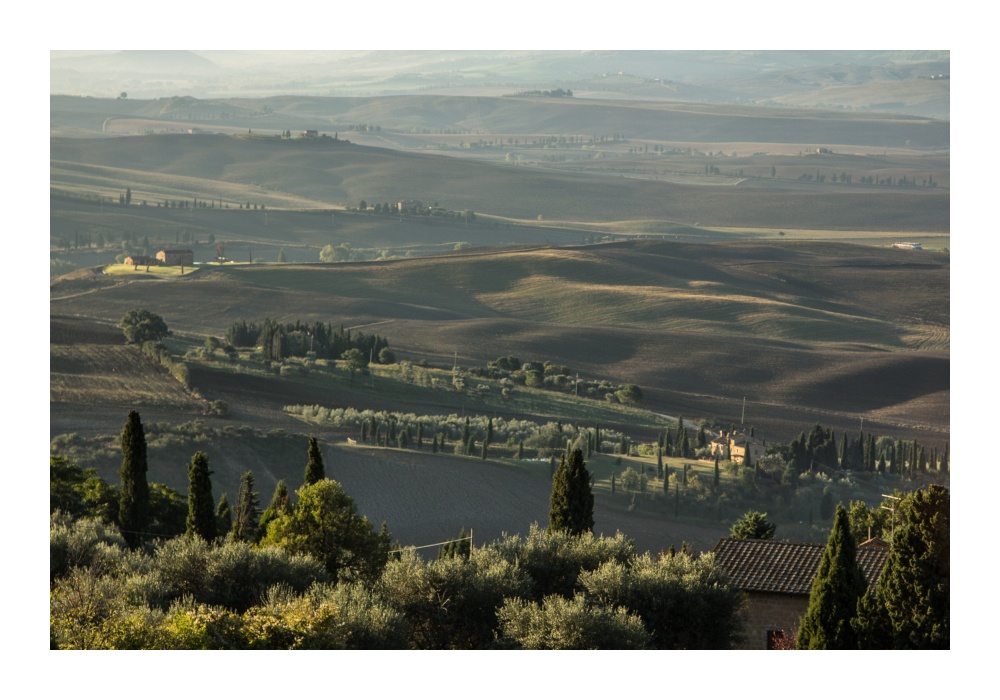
[50,132,949,232]
[51,239,949,445]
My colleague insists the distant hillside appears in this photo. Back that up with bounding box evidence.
[51,93,949,147]
[51,50,949,119]
[50,133,949,232]
[50,239,949,442]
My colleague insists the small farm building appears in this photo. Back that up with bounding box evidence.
[156,249,194,266]
[712,536,889,649]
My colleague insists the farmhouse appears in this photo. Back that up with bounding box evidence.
[301,130,319,138]
[713,537,889,649]
[709,431,765,465]
[892,242,922,250]
[156,249,194,266]
[397,199,423,213]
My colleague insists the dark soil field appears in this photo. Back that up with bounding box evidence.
[50,132,949,232]
[50,239,949,447]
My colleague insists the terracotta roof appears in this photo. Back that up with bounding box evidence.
[712,537,889,596]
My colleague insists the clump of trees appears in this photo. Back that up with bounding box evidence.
[118,308,171,345]
[468,356,643,404]
[224,318,389,364]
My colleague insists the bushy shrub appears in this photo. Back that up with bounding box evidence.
[50,513,128,582]
[497,593,651,649]
[580,552,746,649]
[376,548,532,649]
[486,524,635,600]
[311,582,409,649]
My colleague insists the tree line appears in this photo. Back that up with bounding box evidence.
[224,319,390,364]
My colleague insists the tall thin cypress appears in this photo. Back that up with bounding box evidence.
[304,436,326,485]
[796,505,867,649]
[186,451,217,541]
[548,449,594,536]
[233,471,260,542]
[118,410,150,549]
[216,492,232,537]
[258,480,289,539]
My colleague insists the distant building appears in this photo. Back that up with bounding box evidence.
[892,242,922,250]
[156,249,194,266]
[397,200,423,213]
[709,431,765,465]
[301,130,319,138]
[713,537,890,649]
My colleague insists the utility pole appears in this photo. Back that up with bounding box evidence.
[881,494,901,544]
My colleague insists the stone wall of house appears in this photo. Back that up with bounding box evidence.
[737,592,808,649]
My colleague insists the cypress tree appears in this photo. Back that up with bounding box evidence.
[216,492,232,537]
[517,440,524,460]
[432,434,439,453]
[186,451,217,541]
[611,473,616,494]
[796,505,867,649]
[548,449,594,536]
[258,480,289,539]
[304,436,325,486]
[856,486,949,649]
[714,453,721,488]
[417,422,424,449]
[118,410,150,548]
[232,471,260,542]
[657,447,663,479]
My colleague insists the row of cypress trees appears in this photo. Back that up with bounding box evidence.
[118,410,331,548]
